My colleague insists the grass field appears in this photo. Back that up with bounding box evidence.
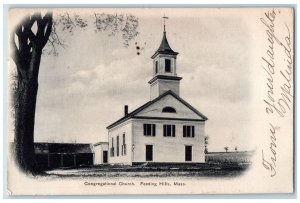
[44,151,254,178]
[205,151,254,164]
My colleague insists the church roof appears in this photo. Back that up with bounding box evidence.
[106,90,208,130]
[151,31,178,59]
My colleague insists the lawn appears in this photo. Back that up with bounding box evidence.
[205,151,254,163]
[44,151,253,178]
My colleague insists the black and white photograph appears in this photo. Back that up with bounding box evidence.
[6,7,294,195]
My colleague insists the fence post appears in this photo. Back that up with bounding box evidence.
[74,154,76,166]
[60,154,63,167]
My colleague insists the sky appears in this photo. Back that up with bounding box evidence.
[10,8,255,152]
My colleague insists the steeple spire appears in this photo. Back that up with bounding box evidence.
[151,16,178,59]
[163,15,168,33]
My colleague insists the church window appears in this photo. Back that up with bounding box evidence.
[122,133,126,155]
[163,124,176,137]
[110,137,114,157]
[162,106,176,113]
[165,59,171,72]
[143,124,156,136]
[117,136,119,156]
[183,125,195,137]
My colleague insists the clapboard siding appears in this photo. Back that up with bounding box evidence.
[132,119,205,163]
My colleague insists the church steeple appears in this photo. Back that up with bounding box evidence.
[151,31,178,59]
[149,17,182,100]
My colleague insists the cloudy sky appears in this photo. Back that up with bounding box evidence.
[11,8,255,152]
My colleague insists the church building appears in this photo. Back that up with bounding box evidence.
[96,21,208,165]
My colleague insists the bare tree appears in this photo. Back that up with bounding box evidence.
[10,11,139,174]
[224,146,229,153]
[11,13,53,174]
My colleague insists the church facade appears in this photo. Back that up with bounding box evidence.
[99,25,208,165]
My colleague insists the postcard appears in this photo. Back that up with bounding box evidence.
[6,7,294,195]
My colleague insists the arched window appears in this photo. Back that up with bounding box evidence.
[162,106,176,113]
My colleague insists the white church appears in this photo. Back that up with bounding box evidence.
[94,22,208,165]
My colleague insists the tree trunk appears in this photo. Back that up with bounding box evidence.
[10,12,53,174]
[13,48,42,174]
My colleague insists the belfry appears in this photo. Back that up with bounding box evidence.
[149,18,182,100]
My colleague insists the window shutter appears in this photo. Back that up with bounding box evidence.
[152,124,156,136]
[117,136,119,156]
[183,126,186,137]
[192,126,195,137]
[172,125,176,137]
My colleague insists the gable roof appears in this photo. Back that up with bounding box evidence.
[106,90,208,130]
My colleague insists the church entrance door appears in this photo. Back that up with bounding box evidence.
[146,145,153,161]
[185,145,192,161]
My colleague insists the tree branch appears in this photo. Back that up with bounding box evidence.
[41,12,53,47]
[22,14,36,30]
[23,28,36,42]
[21,13,39,44]
[10,32,26,79]
[15,24,27,52]
[34,12,46,41]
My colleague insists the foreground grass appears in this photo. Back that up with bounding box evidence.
[42,152,253,178]
[44,162,251,178]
